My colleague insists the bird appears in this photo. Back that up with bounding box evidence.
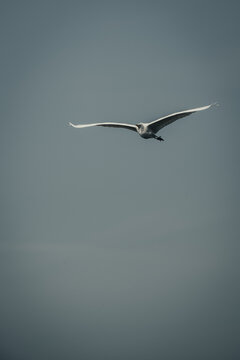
[69,103,217,142]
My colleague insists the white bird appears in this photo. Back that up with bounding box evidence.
[69,103,216,142]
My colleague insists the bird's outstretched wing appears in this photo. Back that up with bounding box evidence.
[148,104,215,134]
[69,122,137,132]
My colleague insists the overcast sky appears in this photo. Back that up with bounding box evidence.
[0,1,239,359]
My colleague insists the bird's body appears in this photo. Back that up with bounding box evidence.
[136,123,152,138]
[69,104,216,142]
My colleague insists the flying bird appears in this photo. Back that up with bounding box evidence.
[69,104,216,142]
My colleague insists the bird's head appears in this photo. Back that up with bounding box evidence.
[136,123,143,131]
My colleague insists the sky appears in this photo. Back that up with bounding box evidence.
[0,0,240,359]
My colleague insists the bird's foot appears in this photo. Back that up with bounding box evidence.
[156,136,164,141]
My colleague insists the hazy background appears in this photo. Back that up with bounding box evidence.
[1,0,239,359]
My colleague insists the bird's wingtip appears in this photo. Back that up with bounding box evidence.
[210,102,219,107]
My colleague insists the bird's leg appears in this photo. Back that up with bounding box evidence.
[154,135,164,141]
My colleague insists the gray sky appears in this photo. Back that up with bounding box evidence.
[1,1,239,359]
